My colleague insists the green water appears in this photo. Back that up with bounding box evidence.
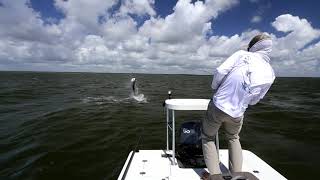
[0,71,319,180]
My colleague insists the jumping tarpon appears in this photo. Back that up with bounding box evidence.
[131,78,138,96]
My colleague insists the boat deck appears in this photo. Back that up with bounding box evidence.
[118,149,286,180]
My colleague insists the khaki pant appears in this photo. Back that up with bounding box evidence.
[201,101,243,175]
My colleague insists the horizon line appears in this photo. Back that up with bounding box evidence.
[0,70,319,78]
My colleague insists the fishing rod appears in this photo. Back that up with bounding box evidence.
[121,127,144,180]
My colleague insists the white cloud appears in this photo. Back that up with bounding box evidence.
[0,1,61,43]
[251,15,262,23]
[55,0,117,27]
[269,14,320,76]
[139,0,238,43]
[0,1,319,76]
[120,0,156,16]
[101,17,138,41]
[271,14,320,51]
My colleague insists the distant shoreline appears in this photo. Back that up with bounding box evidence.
[0,70,319,78]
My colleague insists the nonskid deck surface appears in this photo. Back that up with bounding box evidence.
[118,150,287,180]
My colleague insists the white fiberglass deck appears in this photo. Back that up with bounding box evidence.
[118,149,286,180]
[118,99,287,180]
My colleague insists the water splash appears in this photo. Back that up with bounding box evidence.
[130,77,147,103]
[82,78,148,104]
[82,96,131,105]
[130,93,147,103]
[82,94,147,105]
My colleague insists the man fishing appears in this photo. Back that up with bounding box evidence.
[201,34,275,179]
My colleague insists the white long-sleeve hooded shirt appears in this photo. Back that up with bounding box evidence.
[212,39,275,118]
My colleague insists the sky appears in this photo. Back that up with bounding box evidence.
[0,0,320,76]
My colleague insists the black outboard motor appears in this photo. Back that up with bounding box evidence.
[177,121,205,167]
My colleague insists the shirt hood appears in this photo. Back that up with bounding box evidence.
[248,39,272,63]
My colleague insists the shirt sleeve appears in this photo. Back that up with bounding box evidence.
[249,83,272,105]
[211,51,240,90]
[211,70,225,90]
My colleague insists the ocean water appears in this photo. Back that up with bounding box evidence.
[0,71,319,180]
